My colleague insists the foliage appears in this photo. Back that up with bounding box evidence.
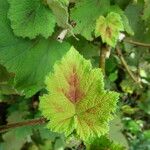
[8,0,56,39]
[0,0,150,149]
[86,136,125,150]
[39,47,119,141]
[95,12,124,47]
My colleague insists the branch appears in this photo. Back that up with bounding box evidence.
[116,46,142,88]
[99,44,110,75]
[124,39,150,48]
[0,117,46,133]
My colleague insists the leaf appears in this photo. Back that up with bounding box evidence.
[143,0,150,21]
[95,12,124,47]
[66,36,99,59]
[0,0,71,97]
[120,78,136,94]
[124,119,142,134]
[8,0,56,39]
[0,65,18,95]
[138,91,150,115]
[86,136,126,150]
[109,5,134,35]
[39,47,119,141]
[46,0,72,30]
[1,127,33,150]
[70,0,110,40]
[109,116,129,149]
[124,2,150,43]
[121,105,139,115]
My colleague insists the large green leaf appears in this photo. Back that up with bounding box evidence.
[0,0,71,97]
[39,47,119,141]
[8,0,56,39]
[70,0,110,40]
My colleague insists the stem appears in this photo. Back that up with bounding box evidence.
[0,117,46,133]
[116,46,142,88]
[124,39,150,48]
[99,44,110,75]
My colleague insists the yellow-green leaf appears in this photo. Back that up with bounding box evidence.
[95,12,124,47]
[39,47,119,141]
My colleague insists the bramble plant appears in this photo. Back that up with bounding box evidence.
[0,0,150,150]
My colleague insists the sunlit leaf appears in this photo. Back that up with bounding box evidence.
[39,47,119,141]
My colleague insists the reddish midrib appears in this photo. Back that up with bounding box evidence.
[65,66,84,103]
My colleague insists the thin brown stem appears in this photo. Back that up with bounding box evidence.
[116,46,142,88]
[0,117,46,133]
[124,39,150,48]
[99,44,110,75]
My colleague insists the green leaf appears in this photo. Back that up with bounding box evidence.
[70,0,110,40]
[109,5,134,35]
[108,71,118,82]
[124,2,150,43]
[0,0,71,97]
[143,0,150,21]
[1,127,33,150]
[138,91,150,115]
[109,116,129,149]
[39,47,119,141]
[143,130,150,139]
[46,0,72,30]
[120,78,136,94]
[124,120,142,134]
[8,0,56,39]
[66,36,99,59]
[0,65,18,95]
[86,136,126,150]
[121,105,139,115]
[95,12,124,47]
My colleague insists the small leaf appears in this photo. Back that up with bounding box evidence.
[39,47,119,141]
[95,12,124,47]
[8,0,56,39]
